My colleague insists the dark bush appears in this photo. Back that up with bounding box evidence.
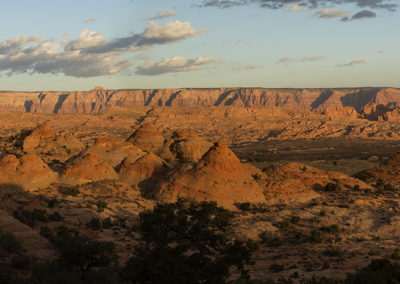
[123,198,256,283]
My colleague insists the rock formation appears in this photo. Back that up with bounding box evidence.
[355,152,400,183]
[62,153,118,184]
[126,123,165,153]
[83,137,145,167]
[1,87,400,121]
[0,209,55,260]
[155,142,266,209]
[264,162,372,199]
[118,152,169,184]
[164,129,212,163]
[0,154,58,190]
[19,123,84,162]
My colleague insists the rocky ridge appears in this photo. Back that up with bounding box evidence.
[2,87,400,121]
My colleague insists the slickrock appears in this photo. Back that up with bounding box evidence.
[84,137,145,167]
[118,152,169,184]
[0,154,58,190]
[355,151,400,183]
[323,105,358,119]
[126,123,165,153]
[20,123,84,162]
[62,153,118,183]
[0,209,55,260]
[1,87,400,121]
[155,142,266,209]
[167,129,212,163]
[264,162,372,198]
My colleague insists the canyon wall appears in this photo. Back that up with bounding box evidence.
[1,87,400,120]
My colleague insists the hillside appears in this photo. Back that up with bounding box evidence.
[2,87,400,121]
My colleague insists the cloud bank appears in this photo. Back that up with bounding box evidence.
[150,10,178,20]
[198,0,397,11]
[137,56,222,75]
[337,58,367,67]
[0,20,208,78]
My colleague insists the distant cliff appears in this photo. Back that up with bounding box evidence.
[1,87,400,121]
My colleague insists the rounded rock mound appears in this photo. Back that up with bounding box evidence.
[84,136,145,167]
[126,123,165,153]
[62,153,118,184]
[155,142,266,209]
[0,153,57,190]
[118,152,169,184]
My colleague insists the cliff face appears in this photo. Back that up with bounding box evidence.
[1,87,400,120]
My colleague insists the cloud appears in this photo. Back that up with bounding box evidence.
[277,57,297,64]
[300,56,324,62]
[74,21,208,54]
[277,56,324,66]
[336,58,367,67]
[150,10,178,20]
[312,8,351,18]
[0,20,209,78]
[284,3,301,12]
[84,18,98,23]
[198,0,397,12]
[232,63,263,70]
[137,56,222,75]
[341,10,377,21]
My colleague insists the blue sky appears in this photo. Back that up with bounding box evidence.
[0,0,399,90]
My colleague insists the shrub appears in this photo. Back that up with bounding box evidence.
[48,212,63,222]
[96,201,108,212]
[123,198,256,283]
[86,218,101,230]
[259,231,282,247]
[102,217,113,229]
[324,183,340,192]
[53,234,116,280]
[0,229,22,253]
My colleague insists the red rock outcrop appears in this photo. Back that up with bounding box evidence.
[0,154,58,190]
[264,162,372,198]
[126,123,165,153]
[1,87,400,121]
[155,142,266,209]
[83,137,145,167]
[355,151,400,183]
[62,153,118,183]
[118,152,169,183]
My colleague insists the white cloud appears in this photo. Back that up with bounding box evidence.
[312,8,351,18]
[65,29,106,51]
[84,18,98,23]
[0,20,209,78]
[277,57,297,64]
[232,63,263,70]
[138,21,208,46]
[149,10,178,20]
[300,56,325,62]
[284,4,301,12]
[137,56,222,75]
[337,58,367,67]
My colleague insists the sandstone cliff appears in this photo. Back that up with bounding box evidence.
[1,87,400,121]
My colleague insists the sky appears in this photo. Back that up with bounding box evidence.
[0,0,399,91]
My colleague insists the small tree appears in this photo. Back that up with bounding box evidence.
[54,235,116,280]
[124,198,257,283]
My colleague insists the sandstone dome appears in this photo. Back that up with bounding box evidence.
[118,152,169,183]
[155,142,266,209]
[62,153,118,183]
[83,136,145,167]
[126,123,165,153]
[0,153,58,190]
